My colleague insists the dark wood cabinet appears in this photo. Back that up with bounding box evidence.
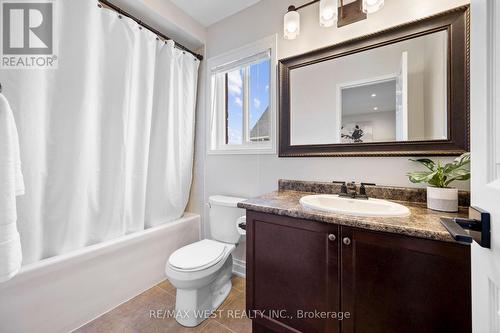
[246,211,340,333]
[246,211,471,333]
[340,226,471,333]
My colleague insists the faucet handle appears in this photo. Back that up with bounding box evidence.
[359,183,376,196]
[332,181,348,194]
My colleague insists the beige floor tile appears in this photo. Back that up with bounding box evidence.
[215,294,252,333]
[219,288,243,311]
[74,312,138,333]
[156,279,177,296]
[128,287,177,330]
[231,276,246,293]
[143,316,209,333]
[134,286,175,309]
[200,320,234,333]
[77,277,248,333]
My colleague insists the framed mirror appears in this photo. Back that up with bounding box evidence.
[279,6,469,157]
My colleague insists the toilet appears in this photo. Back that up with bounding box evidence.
[165,195,246,327]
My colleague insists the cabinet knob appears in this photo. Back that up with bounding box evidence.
[343,237,351,246]
[328,234,336,242]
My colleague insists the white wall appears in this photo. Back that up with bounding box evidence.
[189,0,470,270]
[109,0,206,49]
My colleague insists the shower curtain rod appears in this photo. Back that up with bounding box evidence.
[98,0,203,61]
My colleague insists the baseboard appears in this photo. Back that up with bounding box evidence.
[232,258,246,278]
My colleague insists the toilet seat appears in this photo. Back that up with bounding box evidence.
[168,239,230,272]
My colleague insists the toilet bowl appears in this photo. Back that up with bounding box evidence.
[165,195,246,327]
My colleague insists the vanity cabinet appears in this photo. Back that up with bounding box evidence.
[246,211,341,333]
[246,211,471,333]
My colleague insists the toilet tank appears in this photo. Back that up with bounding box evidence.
[209,195,246,244]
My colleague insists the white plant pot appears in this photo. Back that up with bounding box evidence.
[426,186,458,212]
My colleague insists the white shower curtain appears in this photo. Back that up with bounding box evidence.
[0,0,199,264]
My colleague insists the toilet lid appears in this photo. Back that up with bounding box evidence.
[169,239,227,271]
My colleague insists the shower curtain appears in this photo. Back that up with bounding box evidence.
[0,0,200,264]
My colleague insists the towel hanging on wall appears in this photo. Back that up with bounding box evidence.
[0,93,25,282]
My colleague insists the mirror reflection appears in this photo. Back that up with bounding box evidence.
[290,30,448,145]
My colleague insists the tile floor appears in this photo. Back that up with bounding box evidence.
[75,276,251,333]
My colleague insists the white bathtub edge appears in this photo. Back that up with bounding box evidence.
[0,213,201,333]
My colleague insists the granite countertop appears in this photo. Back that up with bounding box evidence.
[237,190,469,243]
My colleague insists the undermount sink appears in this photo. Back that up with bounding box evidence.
[300,194,410,217]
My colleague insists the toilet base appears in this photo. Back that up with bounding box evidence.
[174,255,233,327]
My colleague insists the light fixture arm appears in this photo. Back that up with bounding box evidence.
[284,0,383,40]
[291,0,320,12]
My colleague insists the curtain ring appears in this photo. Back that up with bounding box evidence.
[97,3,102,8]
[118,14,122,19]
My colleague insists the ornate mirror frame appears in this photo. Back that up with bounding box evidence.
[278,6,470,157]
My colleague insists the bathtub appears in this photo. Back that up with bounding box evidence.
[0,213,201,333]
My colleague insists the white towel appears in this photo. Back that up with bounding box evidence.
[0,93,25,282]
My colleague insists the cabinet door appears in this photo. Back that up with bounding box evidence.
[246,211,340,333]
[340,226,471,333]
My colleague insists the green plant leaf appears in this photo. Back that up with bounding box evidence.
[444,152,471,173]
[433,164,446,187]
[407,171,436,184]
[455,152,471,165]
[409,158,436,171]
[407,153,470,187]
[444,169,471,187]
[407,153,470,188]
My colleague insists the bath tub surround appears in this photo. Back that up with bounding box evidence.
[0,214,201,333]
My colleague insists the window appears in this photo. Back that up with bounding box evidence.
[225,56,270,145]
[208,36,276,154]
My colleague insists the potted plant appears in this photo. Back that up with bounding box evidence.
[407,153,470,212]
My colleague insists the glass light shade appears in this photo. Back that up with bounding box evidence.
[319,0,338,27]
[362,0,384,14]
[284,10,300,40]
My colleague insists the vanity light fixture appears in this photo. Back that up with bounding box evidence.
[284,0,384,40]
[362,0,384,14]
[284,6,301,39]
[319,0,338,27]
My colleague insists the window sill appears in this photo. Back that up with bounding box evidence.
[207,146,276,155]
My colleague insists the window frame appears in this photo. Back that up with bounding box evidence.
[207,35,277,155]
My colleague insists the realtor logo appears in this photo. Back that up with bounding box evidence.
[1,0,57,69]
